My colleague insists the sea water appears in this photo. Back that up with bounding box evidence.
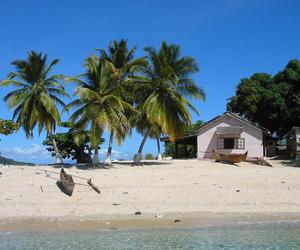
[1,222,300,249]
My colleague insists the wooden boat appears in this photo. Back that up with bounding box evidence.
[60,168,74,196]
[212,149,248,164]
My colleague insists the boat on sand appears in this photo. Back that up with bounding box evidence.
[60,168,75,196]
[212,149,248,164]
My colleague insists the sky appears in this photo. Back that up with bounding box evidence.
[0,0,300,163]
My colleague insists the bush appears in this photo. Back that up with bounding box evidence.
[145,153,154,160]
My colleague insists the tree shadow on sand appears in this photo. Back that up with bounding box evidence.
[281,159,300,168]
[49,163,116,170]
[270,155,300,168]
[114,160,172,167]
[48,160,172,170]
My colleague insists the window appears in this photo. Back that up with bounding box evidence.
[237,138,245,149]
[224,138,234,149]
[217,138,224,149]
[217,138,245,149]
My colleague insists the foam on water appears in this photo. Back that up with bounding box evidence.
[1,221,300,249]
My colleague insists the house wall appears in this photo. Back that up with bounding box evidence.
[265,139,276,157]
[197,115,264,159]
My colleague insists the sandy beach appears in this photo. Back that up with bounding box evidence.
[1,159,300,231]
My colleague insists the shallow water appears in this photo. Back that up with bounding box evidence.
[1,222,300,249]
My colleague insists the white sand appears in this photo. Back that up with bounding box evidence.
[0,159,300,221]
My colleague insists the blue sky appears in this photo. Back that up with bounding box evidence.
[1,0,300,163]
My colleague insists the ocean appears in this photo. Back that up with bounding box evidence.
[1,222,300,249]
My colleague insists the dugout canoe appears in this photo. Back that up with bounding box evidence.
[212,149,248,164]
[60,168,74,196]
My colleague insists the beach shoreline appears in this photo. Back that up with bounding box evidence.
[1,159,300,232]
[1,212,300,232]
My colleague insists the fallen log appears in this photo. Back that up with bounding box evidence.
[87,178,101,194]
[245,158,273,167]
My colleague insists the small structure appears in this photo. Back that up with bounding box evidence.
[161,133,197,159]
[283,127,300,160]
[197,112,273,159]
[162,112,274,159]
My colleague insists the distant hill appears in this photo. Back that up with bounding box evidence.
[0,155,35,166]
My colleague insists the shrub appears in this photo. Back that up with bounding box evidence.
[145,153,154,160]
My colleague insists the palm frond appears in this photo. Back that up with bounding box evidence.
[2,51,66,136]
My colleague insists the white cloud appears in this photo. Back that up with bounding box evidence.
[99,148,131,160]
[1,143,53,163]
[0,144,131,163]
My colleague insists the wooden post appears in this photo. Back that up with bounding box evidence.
[175,142,178,159]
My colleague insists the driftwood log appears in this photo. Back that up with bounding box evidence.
[87,178,101,194]
[245,158,273,167]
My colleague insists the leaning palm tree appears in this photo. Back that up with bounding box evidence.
[0,51,69,163]
[132,113,162,160]
[66,55,134,164]
[133,42,205,163]
[98,39,146,164]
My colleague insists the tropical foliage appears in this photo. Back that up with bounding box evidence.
[1,40,205,164]
[227,60,300,135]
[65,55,134,164]
[185,120,204,134]
[0,119,19,136]
[132,42,205,162]
[43,122,104,163]
[164,142,198,159]
[145,153,154,160]
[97,40,146,164]
[0,51,69,163]
[163,120,204,159]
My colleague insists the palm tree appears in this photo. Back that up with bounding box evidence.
[133,114,162,160]
[98,39,146,164]
[66,55,134,164]
[133,42,205,163]
[0,51,69,164]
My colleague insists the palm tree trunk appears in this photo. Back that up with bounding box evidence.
[48,130,63,164]
[92,147,99,164]
[156,136,162,160]
[134,127,152,164]
[104,129,114,165]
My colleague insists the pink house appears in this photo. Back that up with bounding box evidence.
[161,112,274,159]
[197,112,271,159]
